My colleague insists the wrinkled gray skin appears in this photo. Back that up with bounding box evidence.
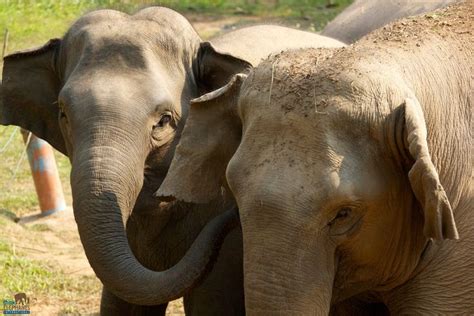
[0,6,343,315]
[322,0,459,43]
[158,3,473,315]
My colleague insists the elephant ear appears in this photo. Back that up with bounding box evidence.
[403,97,459,240]
[157,73,246,203]
[195,42,252,92]
[1,39,66,155]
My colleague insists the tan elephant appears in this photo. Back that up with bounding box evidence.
[158,2,473,314]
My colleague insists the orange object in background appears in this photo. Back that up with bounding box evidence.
[22,130,67,216]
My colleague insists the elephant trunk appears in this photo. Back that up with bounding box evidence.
[70,137,238,305]
[242,217,334,315]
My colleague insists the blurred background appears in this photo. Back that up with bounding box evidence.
[0,1,351,314]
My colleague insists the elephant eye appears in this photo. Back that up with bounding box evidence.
[154,113,172,129]
[335,207,351,220]
[327,205,364,237]
[328,207,352,226]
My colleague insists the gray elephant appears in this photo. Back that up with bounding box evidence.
[158,2,473,314]
[0,6,343,315]
[322,0,459,43]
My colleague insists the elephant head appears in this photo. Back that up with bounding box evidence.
[0,7,250,305]
[157,47,462,313]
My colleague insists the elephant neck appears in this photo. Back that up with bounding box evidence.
[127,198,234,271]
[403,193,474,282]
[383,211,474,313]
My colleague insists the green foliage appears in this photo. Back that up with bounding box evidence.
[1,1,87,53]
[0,194,38,213]
[0,239,99,303]
[0,0,351,53]
[0,248,56,295]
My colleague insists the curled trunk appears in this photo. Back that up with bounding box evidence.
[71,143,239,305]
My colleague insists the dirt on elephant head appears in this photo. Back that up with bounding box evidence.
[243,47,344,115]
[361,0,473,49]
[246,0,472,119]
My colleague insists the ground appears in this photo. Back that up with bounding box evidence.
[0,1,350,315]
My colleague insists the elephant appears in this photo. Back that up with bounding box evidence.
[0,6,344,315]
[157,2,473,315]
[321,0,459,43]
[14,293,28,305]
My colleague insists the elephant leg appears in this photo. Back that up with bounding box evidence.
[100,287,168,316]
[184,229,245,315]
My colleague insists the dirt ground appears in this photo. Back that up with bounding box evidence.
[2,208,186,315]
[3,209,104,315]
[0,14,304,316]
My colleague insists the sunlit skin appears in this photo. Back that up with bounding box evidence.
[158,3,473,314]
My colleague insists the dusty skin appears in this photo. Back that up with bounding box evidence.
[158,2,473,314]
[321,0,458,43]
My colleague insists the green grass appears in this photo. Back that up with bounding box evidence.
[0,238,100,307]
[0,241,57,296]
[0,208,19,222]
[29,223,52,232]
[0,0,351,54]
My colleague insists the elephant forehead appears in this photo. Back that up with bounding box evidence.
[230,104,386,207]
[67,26,151,68]
[62,16,189,70]
[238,92,354,168]
[239,69,353,130]
[231,117,338,194]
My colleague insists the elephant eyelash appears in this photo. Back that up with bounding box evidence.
[326,201,363,225]
[328,207,352,227]
[153,112,175,130]
[156,114,172,128]
[333,207,352,222]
